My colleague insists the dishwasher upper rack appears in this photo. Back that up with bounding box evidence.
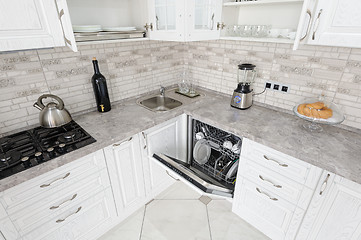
[192,120,242,161]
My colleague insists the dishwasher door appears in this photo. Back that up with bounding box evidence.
[153,153,234,198]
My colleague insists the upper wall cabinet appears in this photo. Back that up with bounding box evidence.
[0,0,77,52]
[146,0,223,41]
[305,0,361,48]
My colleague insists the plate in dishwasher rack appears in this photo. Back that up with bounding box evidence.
[225,160,239,180]
[193,139,211,165]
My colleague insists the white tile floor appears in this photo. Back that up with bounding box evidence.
[99,182,270,240]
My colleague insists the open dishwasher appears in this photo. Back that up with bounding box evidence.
[153,117,242,198]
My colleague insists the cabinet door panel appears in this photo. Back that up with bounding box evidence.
[142,115,187,198]
[147,0,185,41]
[298,174,361,240]
[309,0,361,48]
[0,218,20,240]
[104,134,146,219]
[0,0,76,52]
[185,0,222,41]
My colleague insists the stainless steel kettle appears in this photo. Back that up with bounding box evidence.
[33,94,72,128]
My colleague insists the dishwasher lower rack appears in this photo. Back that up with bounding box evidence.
[192,119,242,187]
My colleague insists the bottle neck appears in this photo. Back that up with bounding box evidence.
[92,60,100,74]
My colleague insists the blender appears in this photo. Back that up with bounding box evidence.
[230,63,257,110]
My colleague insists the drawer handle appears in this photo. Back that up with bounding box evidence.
[40,172,70,188]
[259,175,282,188]
[113,137,133,147]
[56,206,82,223]
[50,194,77,210]
[166,170,180,181]
[256,187,278,201]
[319,173,330,195]
[263,155,288,167]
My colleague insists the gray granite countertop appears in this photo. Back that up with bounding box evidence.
[1,88,361,192]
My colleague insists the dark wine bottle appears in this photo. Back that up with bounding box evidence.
[91,57,111,113]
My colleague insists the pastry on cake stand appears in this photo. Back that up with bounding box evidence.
[293,98,345,132]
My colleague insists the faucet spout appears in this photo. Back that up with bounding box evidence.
[160,86,165,97]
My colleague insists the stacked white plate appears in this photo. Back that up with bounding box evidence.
[102,26,137,32]
[73,25,102,33]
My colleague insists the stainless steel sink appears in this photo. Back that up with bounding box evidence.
[138,96,182,112]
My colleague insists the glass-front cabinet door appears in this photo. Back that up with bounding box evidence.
[185,0,222,41]
[147,0,185,41]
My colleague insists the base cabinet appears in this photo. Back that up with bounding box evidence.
[104,134,146,221]
[296,172,361,240]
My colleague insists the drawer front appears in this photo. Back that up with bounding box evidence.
[1,150,106,209]
[239,157,313,207]
[241,139,311,185]
[23,188,116,240]
[9,168,110,234]
[232,177,305,240]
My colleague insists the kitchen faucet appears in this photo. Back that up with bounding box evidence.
[160,86,165,97]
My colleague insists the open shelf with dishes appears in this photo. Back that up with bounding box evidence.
[67,0,147,42]
[221,0,305,45]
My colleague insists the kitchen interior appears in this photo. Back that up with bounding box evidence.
[0,0,361,240]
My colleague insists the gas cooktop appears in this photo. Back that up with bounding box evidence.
[0,121,96,180]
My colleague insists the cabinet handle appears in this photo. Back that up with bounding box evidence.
[56,206,82,223]
[55,5,72,46]
[166,170,180,181]
[156,15,160,30]
[142,132,147,149]
[113,137,133,147]
[263,155,288,167]
[319,173,330,195]
[259,175,282,188]
[217,22,225,30]
[144,23,154,31]
[312,9,323,40]
[256,187,278,201]
[300,9,312,41]
[50,194,77,210]
[40,172,70,188]
[210,13,215,30]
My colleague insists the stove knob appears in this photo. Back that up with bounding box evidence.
[47,147,55,158]
[21,157,30,167]
[58,143,66,153]
[35,152,43,162]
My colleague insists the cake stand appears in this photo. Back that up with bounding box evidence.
[293,98,345,132]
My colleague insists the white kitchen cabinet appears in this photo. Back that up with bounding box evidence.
[104,134,146,221]
[0,150,116,240]
[297,172,361,240]
[233,138,322,240]
[146,0,223,41]
[305,0,361,48]
[141,114,188,199]
[0,0,77,52]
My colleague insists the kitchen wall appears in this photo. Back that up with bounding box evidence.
[0,40,183,134]
[182,40,361,130]
[1,39,361,134]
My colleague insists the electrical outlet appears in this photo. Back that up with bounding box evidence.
[281,85,289,93]
[264,81,290,93]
